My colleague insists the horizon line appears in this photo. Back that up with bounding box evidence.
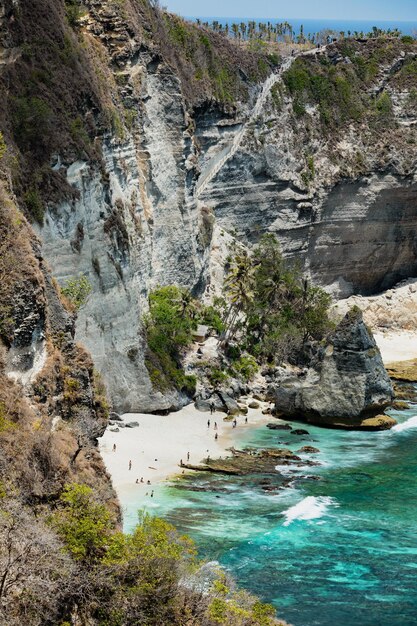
[181,15,416,24]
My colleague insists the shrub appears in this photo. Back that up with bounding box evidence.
[283,56,364,127]
[208,367,229,387]
[145,286,198,393]
[201,305,225,334]
[0,402,15,432]
[51,484,114,561]
[24,188,44,225]
[65,0,84,27]
[270,83,282,110]
[230,355,259,381]
[11,96,53,152]
[61,275,92,309]
[375,91,393,116]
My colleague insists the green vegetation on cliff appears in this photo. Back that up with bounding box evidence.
[145,285,223,393]
[144,236,332,394]
[223,235,333,363]
[283,38,417,129]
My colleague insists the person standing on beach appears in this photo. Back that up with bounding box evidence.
[151,490,154,498]
[129,460,132,470]
[113,443,116,452]
[214,422,218,430]
[215,432,218,441]
[210,401,215,415]
[187,452,190,461]
[207,419,211,428]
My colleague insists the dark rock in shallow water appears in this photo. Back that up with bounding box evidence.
[266,422,293,431]
[110,411,122,421]
[297,446,320,454]
[274,308,395,430]
[180,446,311,476]
[292,429,310,436]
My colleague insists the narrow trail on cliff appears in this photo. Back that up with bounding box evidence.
[195,47,325,199]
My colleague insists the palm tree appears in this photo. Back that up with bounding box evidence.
[222,250,254,344]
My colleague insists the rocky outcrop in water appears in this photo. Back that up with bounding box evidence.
[274,308,396,429]
[180,446,316,476]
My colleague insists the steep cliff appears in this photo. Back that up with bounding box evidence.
[200,39,417,298]
[1,0,274,412]
[0,179,116,503]
[1,0,416,413]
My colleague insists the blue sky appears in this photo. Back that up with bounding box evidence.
[163,0,417,21]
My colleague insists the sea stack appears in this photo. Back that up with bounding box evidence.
[274,307,396,429]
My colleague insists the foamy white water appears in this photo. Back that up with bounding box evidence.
[282,496,338,526]
[391,415,417,432]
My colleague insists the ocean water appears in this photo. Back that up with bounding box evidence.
[188,17,416,37]
[127,398,417,626]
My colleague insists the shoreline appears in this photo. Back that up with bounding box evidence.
[99,402,271,523]
[99,329,417,525]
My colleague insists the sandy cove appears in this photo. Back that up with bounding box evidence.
[99,403,271,522]
[99,331,417,524]
[374,330,417,365]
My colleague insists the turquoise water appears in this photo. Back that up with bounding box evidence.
[126,402,417,626]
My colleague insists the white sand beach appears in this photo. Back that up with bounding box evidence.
[99,403,271,518]
[99,329,417,523]
[374,330,417,364]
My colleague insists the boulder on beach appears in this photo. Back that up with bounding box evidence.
[274,308,396,430]
[125,421,140,428]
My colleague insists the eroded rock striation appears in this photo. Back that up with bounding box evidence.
[274,308,395,429]
[2,0,416,416]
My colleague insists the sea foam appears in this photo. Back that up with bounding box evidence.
[282,496,337,526]
[391,416,417,433]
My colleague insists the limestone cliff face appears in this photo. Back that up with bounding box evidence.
[40,131,204,413]
[16,0,267,413]
[198,43,417,298]
[0,183,117,512]
[274,308,395,429]
[40,35,417,412]
[2,0,417,412]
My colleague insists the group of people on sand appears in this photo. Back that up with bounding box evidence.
[111,402,252,495]
[112,446,155,491]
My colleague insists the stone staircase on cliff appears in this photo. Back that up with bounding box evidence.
[195,47,323,199]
